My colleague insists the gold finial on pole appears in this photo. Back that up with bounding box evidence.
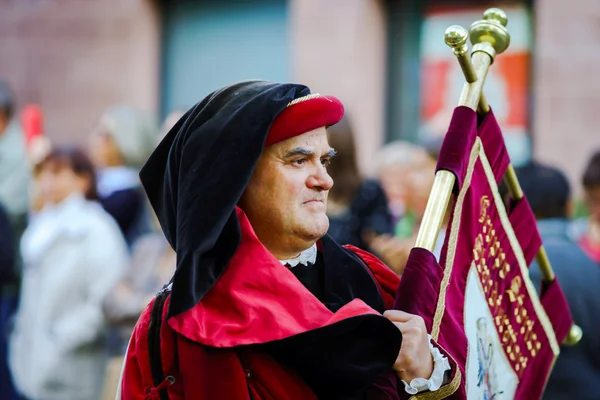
[483,7,508,27]
[444,25,477,83]
[416,10,505,251]
[563,324,583,346]
[421,7,582,347]
[444,24,469,50]
[444,25,489,114]
[469,7,510,62]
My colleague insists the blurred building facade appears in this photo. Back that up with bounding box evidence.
[0,0,598,194]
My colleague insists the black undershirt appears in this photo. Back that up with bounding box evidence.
[253,236,402,399]
[286,252,326,303]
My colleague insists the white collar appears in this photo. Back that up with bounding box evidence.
[279,244,317,267]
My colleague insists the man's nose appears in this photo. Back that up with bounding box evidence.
[307,164,333,191]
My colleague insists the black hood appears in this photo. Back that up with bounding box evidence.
[139,81,311,318]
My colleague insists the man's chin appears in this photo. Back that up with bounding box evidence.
[307,221,329,240]
[294,212,328,238]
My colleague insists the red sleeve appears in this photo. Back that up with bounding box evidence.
[119,301,154,399]
[120,295,181,399]
[343,245,400,309]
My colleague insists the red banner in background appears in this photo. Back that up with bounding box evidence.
[419,4,532,166]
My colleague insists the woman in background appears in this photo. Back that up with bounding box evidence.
[362,140,439,275]
[9,147,128,400]
[88,105,158,247]
[578,151,600,264]
[325,116,396,259]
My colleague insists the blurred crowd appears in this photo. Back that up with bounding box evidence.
[0,80,184,400]
[0,77,598,400]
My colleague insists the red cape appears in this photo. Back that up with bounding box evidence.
[120,208,407,399]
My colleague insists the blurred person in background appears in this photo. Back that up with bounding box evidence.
[370,141,437,275]
[576,151,600,264]
[89,105,159,247]
[9,147,128,400]
[0,203,18,400]
[0,80,31,400]
[325,115,394,252]
[103,110,180,343]
[0,205,15,296]
[518,161,600,400]
[375,141,436,238]
[100,112,180,399]
[101,217,176,400]
[0,80,31,236]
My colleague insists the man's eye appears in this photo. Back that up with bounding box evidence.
[321,158,331,167]
[293,159,306,166]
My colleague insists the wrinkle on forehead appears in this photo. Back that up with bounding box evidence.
[270,127,330,157]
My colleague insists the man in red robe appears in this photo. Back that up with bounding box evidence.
[118,81,455,399]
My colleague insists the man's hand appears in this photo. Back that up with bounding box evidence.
[383,310,434,383]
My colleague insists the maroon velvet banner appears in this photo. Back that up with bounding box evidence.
[394,107,573,400]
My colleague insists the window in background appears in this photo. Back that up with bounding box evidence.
[160,0,289,117]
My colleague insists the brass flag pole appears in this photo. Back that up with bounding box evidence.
[415,7,582,345]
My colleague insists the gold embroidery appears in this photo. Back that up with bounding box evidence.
[430,137,559,393]
[477,145,560,362]
[478,195,490,223]
[472,201,536,377]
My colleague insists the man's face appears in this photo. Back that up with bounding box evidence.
[239,127,335,259]
[88,126,123,168]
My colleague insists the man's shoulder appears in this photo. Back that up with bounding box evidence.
[543,237,597,271]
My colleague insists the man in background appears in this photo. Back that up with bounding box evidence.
[518,161,600,400]
[577,151,600,264]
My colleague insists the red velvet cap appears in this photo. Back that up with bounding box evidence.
[265,93,344,147]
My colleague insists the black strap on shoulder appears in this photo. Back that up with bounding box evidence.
[147,290,170,400]
[343,247,387,313]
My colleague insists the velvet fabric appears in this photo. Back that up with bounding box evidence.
[122,297,402,400]
[264,95,344,147]
[393,248,443,332]
[435,106,478,192]
[169,208,399,349]
[477,108,511,183]
[120,218,407,399]
[508,198,542,266]
[395,106,573,400]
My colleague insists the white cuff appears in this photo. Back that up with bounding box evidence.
[401,335,451,395]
